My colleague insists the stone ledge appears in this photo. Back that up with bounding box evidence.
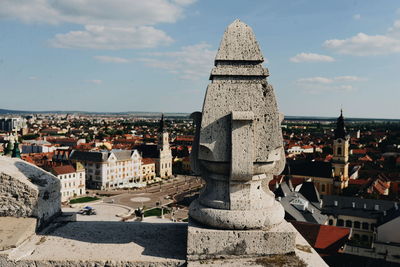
[0,220,327,267]
[187,219,296,261]
[0,217,36,251]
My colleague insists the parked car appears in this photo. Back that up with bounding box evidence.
[78,206,97,215]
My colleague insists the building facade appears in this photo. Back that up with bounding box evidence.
[70,149,142,189]
[50,163,86,202]
[141,158,156,182]
[0,117,27,133]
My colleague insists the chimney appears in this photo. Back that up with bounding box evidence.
[311,208,314,214]
[334,200,338,207]
[320,200,323,208]
[277,196,281,201]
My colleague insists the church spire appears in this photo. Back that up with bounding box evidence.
[334,109,347,139]
[159,114,165,133]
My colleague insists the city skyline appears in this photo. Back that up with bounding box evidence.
[0,0,400,118]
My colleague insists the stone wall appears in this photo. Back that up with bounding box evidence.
[0,156,61,229]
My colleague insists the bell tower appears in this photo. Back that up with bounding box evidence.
[332,110,349,189]
[157,114,172,178]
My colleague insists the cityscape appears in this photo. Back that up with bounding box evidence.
[1,1,400,267]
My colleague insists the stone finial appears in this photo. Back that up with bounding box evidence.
[189,20,286,230]
[215,19,264,62]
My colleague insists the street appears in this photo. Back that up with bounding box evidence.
[101,175,202,211]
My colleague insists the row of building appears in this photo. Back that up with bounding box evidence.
[2,116,174,202]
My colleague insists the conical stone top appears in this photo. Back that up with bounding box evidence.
[215,19,264,62]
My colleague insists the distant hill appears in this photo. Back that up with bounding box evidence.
[0,109,398,121]
[0,109,190,118]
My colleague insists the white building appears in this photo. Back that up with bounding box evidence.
[22,143,56,154]
[287,145,303,155]
[70,149,142,189]
[50,163,86,202]
[344,203,400,264]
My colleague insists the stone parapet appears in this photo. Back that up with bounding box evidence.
[187,219,296,261]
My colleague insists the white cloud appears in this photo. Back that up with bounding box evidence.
[297,75,365,93]
[297,77,333,84]
[334,75,365,82]
[290,52,335,63]
[86,79,102,85]
[353,14,361,20]
[138,43,215,80]
[172,0,197,6]
[50,25,173,49]
[28,76,38,80]
[94,56,130,63]
[302,84,356,94]
[0,0,195,50]
[324,19,400,56]
[0,0,191,26]
[298,75,365,84]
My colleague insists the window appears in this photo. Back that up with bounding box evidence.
[321,184,326,192]
[328,219,333,225]
[354,221,360,229]
[345,220,352,228]
[337,147,342,156]
[337,219,344,226]
[362,222,369,230]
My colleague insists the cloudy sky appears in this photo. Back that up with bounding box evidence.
[0,0,399,118]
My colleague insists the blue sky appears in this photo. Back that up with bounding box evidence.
[0,0,399,118]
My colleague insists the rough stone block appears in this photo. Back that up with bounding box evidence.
[187,219,296,261]
[0,156,61,229]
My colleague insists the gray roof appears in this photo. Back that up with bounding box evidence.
[70,150,108,162]
[70,150,135,163]
[322,195,397,219]
[276,181,327,224]
[111,150,134,161]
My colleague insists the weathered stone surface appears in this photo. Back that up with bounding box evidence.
[189,19,286,231]
[0,156,61,229]
[0,221,187,267]
[0,217,36,251]
[187,220,296,261]
[215,19,264,62]
[0,220,326,267]
[189,194,285,230]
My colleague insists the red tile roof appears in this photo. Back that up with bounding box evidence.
[142,158,155,165]
[352,149,367,155]
[291,221,350,252]
[51,165,76,175]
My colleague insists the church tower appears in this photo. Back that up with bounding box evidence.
[332,110,349,190]
[157,114,173,178]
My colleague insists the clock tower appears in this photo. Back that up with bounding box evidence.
[332,110,349,190]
